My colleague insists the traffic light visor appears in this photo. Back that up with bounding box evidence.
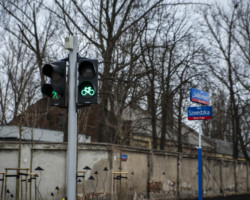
[78,61,96,78]
[42,64,64,82]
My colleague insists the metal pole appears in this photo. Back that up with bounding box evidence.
[199,121,202,148]
[35,177,37,200]
[0,173,5,200]
[67,36,78,200]
[25,170,28,200]
[4,169,7,200]
[198,121,202,200]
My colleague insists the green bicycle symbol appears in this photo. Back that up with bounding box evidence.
[81,86,95,96]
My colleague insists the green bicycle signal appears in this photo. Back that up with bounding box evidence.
[81,86,95,96]
[79,81,96,98]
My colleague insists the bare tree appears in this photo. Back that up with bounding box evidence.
[0,36,39,124]
[0,0,71,143]
[201,0,250,160]
[139,16,160,149]
[50,0,167,142]
[0,0,62,87]
[202,88,232,140]
[139,4,205,150]
[0,30,42,200]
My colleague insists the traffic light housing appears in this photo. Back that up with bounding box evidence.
[41,61,66,106]
[78,58,98,105]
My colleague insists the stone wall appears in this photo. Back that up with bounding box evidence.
[0,141,249,199]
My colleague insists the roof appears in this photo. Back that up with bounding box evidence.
[0,125,91,143]
[8,97,130,143]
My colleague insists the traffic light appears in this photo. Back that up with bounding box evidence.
[78,58,98,105]
[41,61,66,106]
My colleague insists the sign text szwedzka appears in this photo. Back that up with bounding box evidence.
[188,106,212,120]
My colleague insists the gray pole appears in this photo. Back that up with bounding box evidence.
[67,36,78,200]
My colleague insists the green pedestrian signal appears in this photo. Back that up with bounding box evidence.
[52,91,59,100]
[41,61,66,106]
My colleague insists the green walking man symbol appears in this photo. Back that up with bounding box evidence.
[52,91,59,100]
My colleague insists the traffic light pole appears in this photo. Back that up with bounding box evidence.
[66,36,78,200]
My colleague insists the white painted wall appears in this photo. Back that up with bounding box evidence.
[0,142,249,200]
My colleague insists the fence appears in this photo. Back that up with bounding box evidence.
[0,141,249,199]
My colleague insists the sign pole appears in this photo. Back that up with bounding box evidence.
[189,88,211,200]
[67,36,78,200]
[198,121,202,200]
[199,121,202,148]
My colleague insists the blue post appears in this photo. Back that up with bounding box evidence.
[198,147,202,200]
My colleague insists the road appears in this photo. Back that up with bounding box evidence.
[186,193,250,200]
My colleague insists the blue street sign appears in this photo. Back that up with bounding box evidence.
[121,154,128,161]
[188,106,212,120]
[190,88,210,105]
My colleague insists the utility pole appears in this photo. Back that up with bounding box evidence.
[42,36,98,199]
[66,36,78,200]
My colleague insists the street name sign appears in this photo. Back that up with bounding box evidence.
[188,106,212,120]
[121,154,128,161]
[190,88,210,105]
